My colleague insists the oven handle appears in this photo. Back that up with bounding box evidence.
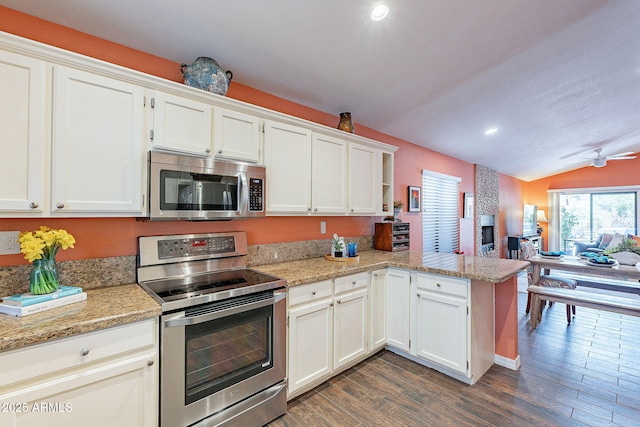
[164,291,285,328]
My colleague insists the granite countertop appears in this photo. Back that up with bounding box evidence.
[0,284,161,352]
[253,250,529,286]
[0,250,528,353]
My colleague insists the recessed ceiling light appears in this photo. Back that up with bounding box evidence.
[484,127,498,136]
[371,4,389,21]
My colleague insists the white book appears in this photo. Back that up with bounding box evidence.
[0,292,87,317]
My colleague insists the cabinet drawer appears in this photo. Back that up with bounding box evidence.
[334,272,368,295]
[1,319,157,387]
[288,280,332,306]
[417,274,469,298]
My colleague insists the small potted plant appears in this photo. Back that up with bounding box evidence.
[393,200,405,222]
[603,237,640,265]
[331,233,346,258]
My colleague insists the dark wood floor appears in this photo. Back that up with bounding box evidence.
[269,285,640,426]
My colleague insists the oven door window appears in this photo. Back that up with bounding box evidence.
[160,169,239,211]
[184,304,273,405]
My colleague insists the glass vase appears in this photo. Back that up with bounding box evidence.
[337,112,355,133]
[30,259,60,295]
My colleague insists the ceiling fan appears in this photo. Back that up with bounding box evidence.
[588,148,636,168]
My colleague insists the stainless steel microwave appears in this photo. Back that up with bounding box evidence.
[146,151,266,220]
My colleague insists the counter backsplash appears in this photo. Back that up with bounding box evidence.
[0,236,373,297]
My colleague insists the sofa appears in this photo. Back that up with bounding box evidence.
[573,232,634,255]
[573,235,605,255]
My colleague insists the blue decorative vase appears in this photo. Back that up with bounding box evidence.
[180,57,233,95]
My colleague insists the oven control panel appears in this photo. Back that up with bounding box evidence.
[158,236,236,259]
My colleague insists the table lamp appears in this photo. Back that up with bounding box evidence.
[537,210,548,235]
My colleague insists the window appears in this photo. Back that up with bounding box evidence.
[553,189,638,252]
[422,170,461,253]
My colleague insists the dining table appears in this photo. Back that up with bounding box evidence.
[527,254,640,328]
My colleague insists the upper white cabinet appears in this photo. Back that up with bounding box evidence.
[311,133,347,214]
[213,107,261,163]
[348,143,380,215]
[150,91,212,157]
[51,66,145,215]
[264,120,312,214]
[0,51,46,214]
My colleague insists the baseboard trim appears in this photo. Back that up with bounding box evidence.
[494,353,521,371]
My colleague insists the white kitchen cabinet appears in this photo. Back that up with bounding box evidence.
[385,268,412,352]
[311,133,347,214]
[0,51,46,215]
[287,280,333,397]
[213,107,261,163]
[333,272,368,369]
[264,120,312,214]
[415,274,468,374]
[0,319,158,427]
[51,65,145,215]
[348,142,380,214]
[150,90,213,157]
[370,269,387,351]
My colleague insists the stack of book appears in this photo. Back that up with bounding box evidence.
[0,285,86,316]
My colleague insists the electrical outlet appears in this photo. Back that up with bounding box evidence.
[320,221,326,234]
[0,231,20,255]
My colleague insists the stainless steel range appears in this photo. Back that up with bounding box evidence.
[137,231,287,427]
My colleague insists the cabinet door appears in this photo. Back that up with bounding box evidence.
[385,269,411,352]
[264,120,312,214]
[0,352,157,427]
[0,51,46,214]
[348,143,380,214]
[288,299,333,396]
[51,66,145,215]
[370,269,387,351]
[151,91,213,156]
[213,107,261,162]
[415,290,467,375]
[311,133,347,214]
[334,287,368,369]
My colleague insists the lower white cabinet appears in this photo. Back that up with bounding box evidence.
[0,319,158,427]
[370,269,387,351]
[415,273,468,375]
[287,280,333,397]
[287,273,370,399]
[385,268,412,352]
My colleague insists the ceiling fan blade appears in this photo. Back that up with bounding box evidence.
[607,156,636,160]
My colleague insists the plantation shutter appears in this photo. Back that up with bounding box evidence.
[422,170,461,253]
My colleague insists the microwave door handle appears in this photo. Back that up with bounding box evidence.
[238,174,248,213]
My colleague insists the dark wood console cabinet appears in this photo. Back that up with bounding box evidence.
[374,222,410,252]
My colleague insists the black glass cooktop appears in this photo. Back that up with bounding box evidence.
[148,269,282,302]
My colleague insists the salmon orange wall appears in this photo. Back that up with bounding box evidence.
[0,6,479,266]
[499,174,526,253]
[524,155,640,250]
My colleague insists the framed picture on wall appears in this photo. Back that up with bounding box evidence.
[464,193,474,218]
[408,186,421,212]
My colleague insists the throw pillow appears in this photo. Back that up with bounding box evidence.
[598,233,614,249]
[629,234,640,246]
[606,232,625,250]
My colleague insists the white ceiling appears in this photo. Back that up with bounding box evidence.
[3,0,640,181]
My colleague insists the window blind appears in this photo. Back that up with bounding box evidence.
[422,170,461,253]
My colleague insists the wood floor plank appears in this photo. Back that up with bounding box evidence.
[268,285,640,426]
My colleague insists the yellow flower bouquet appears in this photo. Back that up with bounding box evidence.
[19,226,76,294]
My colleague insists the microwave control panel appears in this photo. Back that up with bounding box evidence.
[249,178,263,211]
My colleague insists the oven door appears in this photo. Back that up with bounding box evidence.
[160,289,286,427]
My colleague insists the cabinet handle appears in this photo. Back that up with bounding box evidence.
[436,283,441,288]
[205,148,211,153]
[350,209,354,212]
[29,202,39,209]
[56,203,64,209]
[336,299,341,304]
[80,348,90,356]
[311,290,316,296]
[314,208,318,212]
[329,302,334,307]
[217,149,222,154]
[147,359,155,366]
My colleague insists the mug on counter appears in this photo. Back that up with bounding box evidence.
[347,242,357,257]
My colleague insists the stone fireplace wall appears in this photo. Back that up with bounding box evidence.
[475,165,500,257]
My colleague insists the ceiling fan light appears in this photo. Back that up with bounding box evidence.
[593,158,607,168]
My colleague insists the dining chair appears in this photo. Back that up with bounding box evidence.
[521,241,577,324]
